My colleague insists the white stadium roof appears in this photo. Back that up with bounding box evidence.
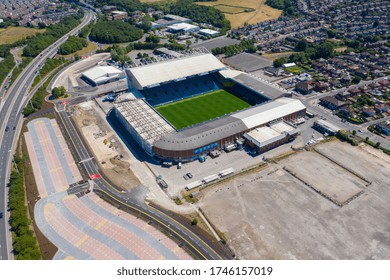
[126,53,226,89]
[232,98,306,129]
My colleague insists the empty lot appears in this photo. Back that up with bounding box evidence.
[200,140,390,259]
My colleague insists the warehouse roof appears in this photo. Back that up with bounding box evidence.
[314,119,341,133]
[126,53,226,89]
[168,22,199,32]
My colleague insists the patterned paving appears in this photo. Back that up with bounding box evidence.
[27,118,191,260]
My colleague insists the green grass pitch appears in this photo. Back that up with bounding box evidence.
[155,89,250,130]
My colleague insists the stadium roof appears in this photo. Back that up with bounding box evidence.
[232,98,306,129]
[115,99,174,146]
[126,53,226,89]
[153,98,306,151]
[82,66,124,83]
[154,116,247,151]
[219,70,288,100]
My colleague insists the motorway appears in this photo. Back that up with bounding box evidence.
[55,101,228,260]
[0,10,95,260]
[0,10,229,260]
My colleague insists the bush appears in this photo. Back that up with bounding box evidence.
[191,218,198,226]
[52,86,66,99]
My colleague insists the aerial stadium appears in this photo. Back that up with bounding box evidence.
[112,49,306,163]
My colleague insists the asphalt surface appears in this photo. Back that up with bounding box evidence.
[296,77,390,150]
[54,105,229,260]
[0,10,95,260]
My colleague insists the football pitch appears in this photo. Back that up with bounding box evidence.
[155,89,250,130]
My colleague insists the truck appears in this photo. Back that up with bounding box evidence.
[162,162,173,168]
[224,143,237,153]
[156,175,168,189]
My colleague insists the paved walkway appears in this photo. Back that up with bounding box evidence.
[25,118,82,197]
[27,118,191,259]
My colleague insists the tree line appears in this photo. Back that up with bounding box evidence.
[273,40,335,67]
[94,0,230,33]
[8,157,41,259]
[211,39,257,57]
[90,20,143,44]
[59,36,88,55]
[22,12,84,57]
[266,0,297,17]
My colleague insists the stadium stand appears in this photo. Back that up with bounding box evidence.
[142,75,220,106]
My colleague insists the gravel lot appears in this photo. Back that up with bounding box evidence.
[199,140,390,259]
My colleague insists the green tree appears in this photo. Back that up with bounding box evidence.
[90,20,143,44]
[295,39,308,51]
[315,42,334,59]
[191,218,198,226]
[273,57,288,67]
[52,86,66,99]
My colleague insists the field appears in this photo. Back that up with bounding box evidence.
[197,0,282,28]
[155,89,250,130]
[0,26,45,45]
[214,4,251,14]
[262,51,295,61]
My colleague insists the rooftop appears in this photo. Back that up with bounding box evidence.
[219,70,287,100]
[154,98,306,151]
[114,99,174,146]
[82,66,124,82]
[126,53,226,89]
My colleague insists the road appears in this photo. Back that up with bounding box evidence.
[54,101,229,260]
[0,10,95,260]
[295,78,390,150]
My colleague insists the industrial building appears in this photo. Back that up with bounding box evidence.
[151,14,191,29]
[198,29,220,37]
[313,119,341,135]
[81,66,126,86]
[167,23,200,33]
[113,50,305,163]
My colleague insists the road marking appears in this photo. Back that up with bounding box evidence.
[75,235,89,248]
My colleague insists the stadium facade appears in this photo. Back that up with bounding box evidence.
[81,65,125,86]
[113,50,306,163]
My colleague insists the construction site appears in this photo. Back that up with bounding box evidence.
[198,140,390,259]
[70,101,141,190]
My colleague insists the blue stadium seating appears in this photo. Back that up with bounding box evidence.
[141,73,268,107]
[141,74,221,106]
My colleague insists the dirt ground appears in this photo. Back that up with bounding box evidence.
[71,101,140,190]
[199,140,390,259]
[283,150,366,206]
